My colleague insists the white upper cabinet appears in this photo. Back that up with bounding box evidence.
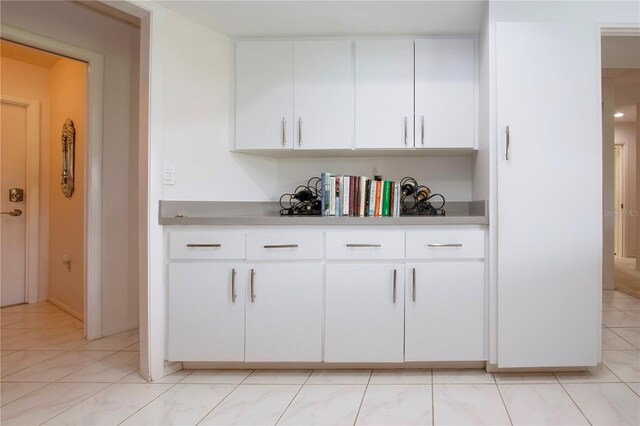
[235,41,294,150]
[294,41,353,150]
[354,40,414,149]
[496,23,600,368]
[415,38,475,149]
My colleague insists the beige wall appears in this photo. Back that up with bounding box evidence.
[48,59,86,319]
[0,56,52,301]
[615,122,637,259]
[602,77,616,289]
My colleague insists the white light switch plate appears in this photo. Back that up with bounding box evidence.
[163,165,175,185]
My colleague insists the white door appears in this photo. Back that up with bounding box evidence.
[325,264,405,362]
[245,263,323,362]
[294,41,353,150]
[496,23,600,367]
[355,40,414,149]
[168,263,245,361]
[235,41,294,150]
[415,38,475,149]
[405,263,484,361]
[1,102,27,307]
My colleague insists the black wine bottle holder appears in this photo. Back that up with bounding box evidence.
[399,176,446,216]
[279,177,322,216]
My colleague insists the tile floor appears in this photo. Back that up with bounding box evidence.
[1,291,639,425]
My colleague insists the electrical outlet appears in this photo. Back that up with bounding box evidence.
[163,165,175,185]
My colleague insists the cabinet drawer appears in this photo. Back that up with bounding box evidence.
[246,232,323,260]
[406,230,484,259]
[169,232,245,260]
[326,231,404,260]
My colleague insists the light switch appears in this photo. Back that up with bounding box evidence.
[163,165,175,185]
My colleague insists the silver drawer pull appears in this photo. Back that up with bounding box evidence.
[427,243,463,248]
[186,244,221,248]
[231,269,237,303]
[263,244,299,249]
[392,269,397,304]
[412,268,416,302]
[250,269,255,303]
[346,244,382,248]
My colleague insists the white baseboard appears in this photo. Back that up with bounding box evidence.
[47,297,84,322]
[101,321,139,338]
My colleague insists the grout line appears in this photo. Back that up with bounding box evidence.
[555,378,593,426]
[351,370,372,426]
[118,382,179,425]
[275,370,313,425]
[194,370,255,425]
[494,382,514,426]
[38,381,119,425]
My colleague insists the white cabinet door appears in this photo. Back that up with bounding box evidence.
[168,263,245,361]
[235,41,294,150]
[355,40,414,149]
[415,38,475,149]
[496,23,600,368]
[405,262,484,361]
[294,41,353,150]
[245,263,323,362]
[325,264,405,362]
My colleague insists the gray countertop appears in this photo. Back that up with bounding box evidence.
[159,200,488,226]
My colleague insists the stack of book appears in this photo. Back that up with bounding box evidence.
[320,173,401,217]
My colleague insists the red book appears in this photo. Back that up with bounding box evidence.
[354,176,360,216]
[374,181,382,217]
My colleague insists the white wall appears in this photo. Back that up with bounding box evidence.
[615,122,637,258]
[1,0,140,335]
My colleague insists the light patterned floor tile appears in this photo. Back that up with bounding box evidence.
[493,372,558,384]
[122,383,235,425]
[244,369,312,384]
[180,369,252,384]
[432,369,495,384]
[433,384,510,425]
[0,328,70,350]
[554,363,621,383]
[306,369,371,385]
[57,350,139,383]
[602,328,637,350]
[601,350,640,382]
[627,382,640,397]
[623,310,640,320]
[564,383,640,425]
[200,384,301,425]
[24,329,86,351]
[0,382,48,406]
[0,382,109,425]
[43,383,172,425]
[356,384,432,425]
[122,342,140,351]
[0,351,64,378]
[609,298,640,311]
[278,384,366,425]
[0,350,16,357]
[602,311,640,327]
[73,328,139,351]
[610,328,640,349]
[1,350,114,382]
[369,369,431,385]
[499,384,588,425]
[602,303,619,311]
[119,369,193,384]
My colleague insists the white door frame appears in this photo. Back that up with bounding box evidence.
[614,143,625,256]
[0,25,105,340]
[0,95,40,305]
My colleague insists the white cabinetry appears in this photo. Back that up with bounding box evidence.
[168,263,245,361]
[405,262,484,361]
[354,40,414,149]
[245,263,323,362]
[496,23,600,368]
[325,264,405,362]
[235,41,294,150]
[415,38,475,148]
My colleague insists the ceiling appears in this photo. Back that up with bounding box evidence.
[158,1,487,37]
[603,69,640,123]
[0,39,60,68]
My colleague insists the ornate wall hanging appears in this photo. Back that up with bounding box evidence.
[61,119,75,198]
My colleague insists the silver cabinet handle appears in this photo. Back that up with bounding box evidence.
[427,243,463,248]
[250,269,255,303]
[392,269,397,303]
[298,118,302,146]
[186,244,221,248]
[412,268,416,302]
[231,268,237,303]
[421,115,425,146]
[282,117,287,146]
[345,244,381,248]
[404,116,408,146]
[505,125,510,160]
[263,244,298,249]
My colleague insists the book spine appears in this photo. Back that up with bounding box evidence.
[382,181,391,216]
[369,181,376,216]
[360,177,367,217]
[336,176,341,217]
[342,176,348,216]
[375,181,382,217]
[349,176,356,217]
[388,181,395,218]
[353,176,359,216]
[394,183,400,217]
[329,176,335,216]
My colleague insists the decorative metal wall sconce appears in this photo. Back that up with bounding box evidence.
[61,119,75,198]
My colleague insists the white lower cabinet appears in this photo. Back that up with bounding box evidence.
[245,263,323,362]
[325,264,405,362]
[405,262,485,361]
[168,263,245,361]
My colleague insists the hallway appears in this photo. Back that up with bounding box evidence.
[615,256,640,299]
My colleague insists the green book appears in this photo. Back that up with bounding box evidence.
[382,181,391,216]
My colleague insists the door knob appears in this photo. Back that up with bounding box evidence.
[1,209,22,217]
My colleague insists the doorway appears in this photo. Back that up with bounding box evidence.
[0,39,88,321]
[614,144,624,256]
